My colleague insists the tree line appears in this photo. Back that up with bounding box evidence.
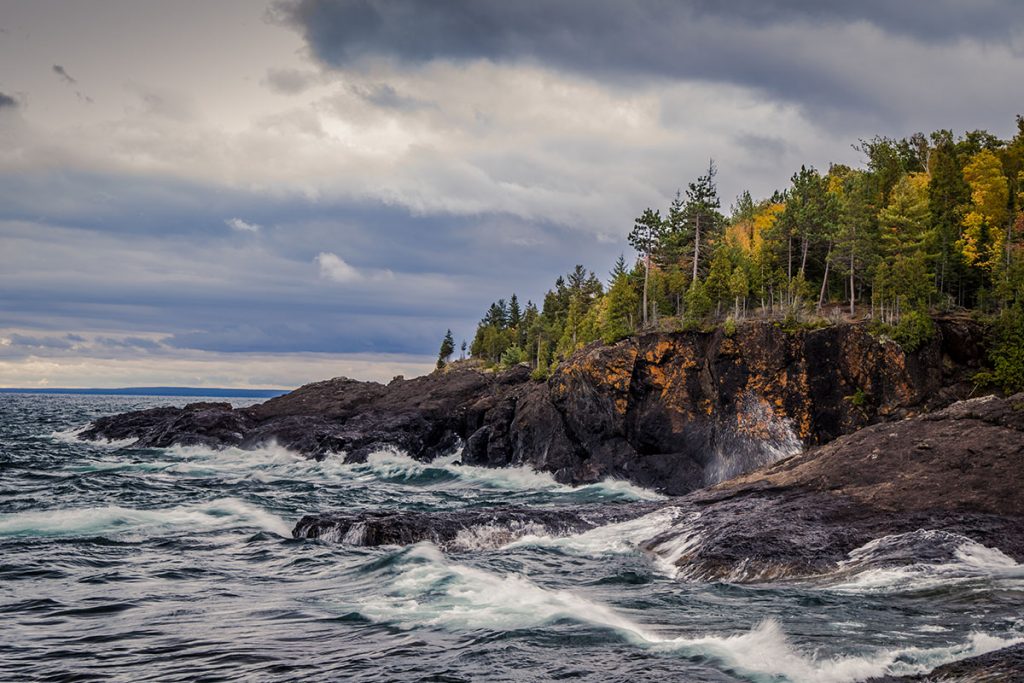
[442,117,1024,390]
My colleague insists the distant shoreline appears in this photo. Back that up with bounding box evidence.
[0,387,289,398]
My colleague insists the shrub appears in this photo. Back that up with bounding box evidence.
[976,303,1024,393]
[499,344,526,368]
[891,309,935,352]
[722,317,738,337]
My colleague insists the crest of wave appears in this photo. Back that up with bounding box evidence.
[355,543,1024,683]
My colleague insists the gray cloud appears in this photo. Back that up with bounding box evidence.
[274,0,1024,128]
[52,64,76,84]
[264,67,322,94]
[0,91,17,108]
[348,81,427,110]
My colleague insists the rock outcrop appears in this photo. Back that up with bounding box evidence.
[292,502,659,549]
[869,642,1024,681]
[643,393,1024,581]
[82,317,987,496]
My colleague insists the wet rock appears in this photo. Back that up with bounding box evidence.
[646,393,1024,581]
[867,642,1024,681]
[293,503,658,549]
[82,318,989,496]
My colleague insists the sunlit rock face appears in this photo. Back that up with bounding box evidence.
[466,317,985,494]
[84,318,985,496]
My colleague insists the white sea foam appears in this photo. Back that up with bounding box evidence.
[827,530,1024,593]
[65,441,663,501]
[0,497,292,538]
[358,542,1024,683]
[359,448,664,500]
[50,425,138,449]
[504,507,684,556]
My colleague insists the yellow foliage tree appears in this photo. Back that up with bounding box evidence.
[959,149,1009,272]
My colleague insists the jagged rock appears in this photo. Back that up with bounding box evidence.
[645,393,1024,581]
[82,318,988,495]
[292,503,657,549]
[867,642,1024,681]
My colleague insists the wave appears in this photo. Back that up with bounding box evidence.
[502,507,684,556]
[354,448,664,501]
[50,426,137,449]
[355,543,1024,683]
[824,530,1024,593]
[0,497,292,539]
[69,441,663,501]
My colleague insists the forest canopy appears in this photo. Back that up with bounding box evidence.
[451,117,1024,390]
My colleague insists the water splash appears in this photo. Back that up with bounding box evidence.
[0,497,293,539]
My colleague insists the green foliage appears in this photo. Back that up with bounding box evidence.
[976,303,1024,393]
[683,280,712,328]
[499,344,526,368]
[722,316,738,337]
[848,387,868,407]
[530,364,549,381]
[437,329,455,369]
[891,309,935,352]
[457,116,1024,380]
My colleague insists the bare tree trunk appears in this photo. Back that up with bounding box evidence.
[787,236,793,280]
[818,244,832,312]
[692,214,701,283]
[849,248,855,317]
[642,254,649,327]
[800,236,810,277]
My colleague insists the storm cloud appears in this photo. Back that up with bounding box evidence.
[0,0,1021,387]
[276,0,1024,128]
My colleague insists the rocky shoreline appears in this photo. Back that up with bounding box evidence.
[83,317,985,495]
[80,319,1024,680]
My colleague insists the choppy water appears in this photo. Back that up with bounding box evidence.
[2,394,1023,682]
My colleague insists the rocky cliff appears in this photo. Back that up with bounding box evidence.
[82,317,986,496]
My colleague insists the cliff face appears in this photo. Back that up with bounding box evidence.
[464,317,984,494]
[82,317,986,496]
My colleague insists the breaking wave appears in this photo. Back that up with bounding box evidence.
[354,543,1024,683]
[825,530,1024,593]
[0,497,292,539]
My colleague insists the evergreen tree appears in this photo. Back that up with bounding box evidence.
[628,208,665,327]
[684,160,723,282]
[437,329,455,369]
[601,268,639,342]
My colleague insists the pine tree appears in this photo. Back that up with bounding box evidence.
[685,160,723,282]
[437,329,455,369]
[628,208,665,327]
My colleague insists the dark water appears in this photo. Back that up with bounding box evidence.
[2,394,1022,682]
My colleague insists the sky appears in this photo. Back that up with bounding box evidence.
[1,0,1023,388]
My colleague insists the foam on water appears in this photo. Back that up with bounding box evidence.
[827,530,1024,593]
[359,448,665,501]
[0,497,293,539]
[358,543,1024,683]
[64,441,663,501]
[503,506,684,555]
[50,426,138,449]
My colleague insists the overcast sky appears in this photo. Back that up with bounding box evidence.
[1,0,1022,388]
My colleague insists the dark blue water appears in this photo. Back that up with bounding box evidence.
[2,394,1022,682]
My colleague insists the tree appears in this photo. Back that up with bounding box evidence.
[729,262,750,319]
[460,339,467,361]
[628,208,665,327]
[879,172,932,261]
[927,131,971,302]
[437,329,455,369]
[960,149,1010,277]
[685,160,723,282]
[601,268,639,342]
